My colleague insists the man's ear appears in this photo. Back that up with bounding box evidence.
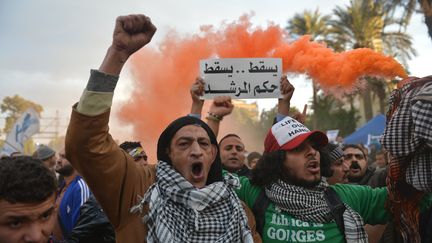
[165,147,171,159]
[210,144,218,165]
